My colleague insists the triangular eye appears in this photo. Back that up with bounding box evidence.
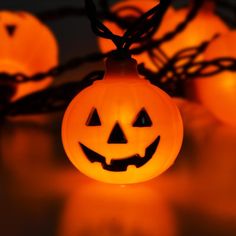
[133,108,152,127]
[86,108,101,126]
[5,24,17,37]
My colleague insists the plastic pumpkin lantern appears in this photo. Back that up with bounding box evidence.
[190,31,236,127]
[98,1,228,69]
[62,55,183,184]
[0,11,58,101]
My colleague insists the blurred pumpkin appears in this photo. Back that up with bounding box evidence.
[98,1,228,70]
[62,56,183,184]
[189,31,236,127]
[155,1,229,58]
[0,11,58,101]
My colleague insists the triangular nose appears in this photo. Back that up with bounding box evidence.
[108,122,127,144]
[5,24,16,37]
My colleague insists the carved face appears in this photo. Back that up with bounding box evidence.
[0,11,58,101]
[62,66,183,184]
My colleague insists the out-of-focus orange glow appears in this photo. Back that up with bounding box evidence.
[62,57,183,184]
[98,1,228,70]
[58,183,177,236]
[155,1,229,58]
[189,31,236,127]
[0,11,58,101]
[0,116,55,177]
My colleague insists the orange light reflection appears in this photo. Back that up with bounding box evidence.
[58,183,177,236]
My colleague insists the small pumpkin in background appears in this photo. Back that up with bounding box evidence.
[189,31,236,127]
[155,1,229,58]
[0,11,58,102]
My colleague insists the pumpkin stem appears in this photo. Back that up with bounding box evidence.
[104,53,140,79]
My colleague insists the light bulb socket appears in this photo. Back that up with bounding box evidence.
[105,51,139,79]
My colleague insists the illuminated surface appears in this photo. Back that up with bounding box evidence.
[1,100,236,235]
[58,184,176,236]
[62,57,183,184]
[0,11,58,100]
[190,31,236,127]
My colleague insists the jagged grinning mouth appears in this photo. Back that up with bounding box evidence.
[79,136,160,172]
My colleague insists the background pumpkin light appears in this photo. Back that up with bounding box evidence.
[0,11,58,101]
[189,31,236,127]
[155,1,229,58]
[62,56,183,184]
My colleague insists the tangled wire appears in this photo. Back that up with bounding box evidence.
[0,0,236,116]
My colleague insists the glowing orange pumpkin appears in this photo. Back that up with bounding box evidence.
[0,11,58,101]
[62,56,183,184]
[190,31,236,127]
[98,1,228,69]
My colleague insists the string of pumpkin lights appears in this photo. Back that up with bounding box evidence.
[0,0,201,84]
[0,0,236,117]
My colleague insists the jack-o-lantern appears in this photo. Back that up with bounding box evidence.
[62,56,183,184]
[98,1,228,70]
[189,31,236,127]
[0,11,58,101]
